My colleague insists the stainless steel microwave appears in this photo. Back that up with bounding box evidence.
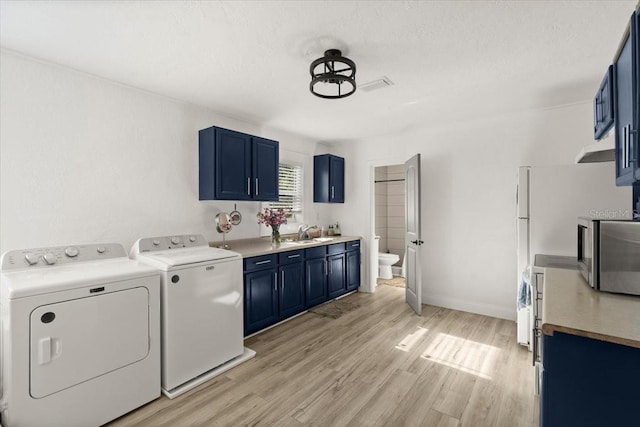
[577,217,640,295]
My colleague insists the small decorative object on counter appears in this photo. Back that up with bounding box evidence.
[328,225,334,236]
[257,207,290,246]
[334,222,341,236]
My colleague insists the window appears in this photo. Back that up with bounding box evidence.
[269,163,303,215]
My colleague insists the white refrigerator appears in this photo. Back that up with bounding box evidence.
[516,163,631,348]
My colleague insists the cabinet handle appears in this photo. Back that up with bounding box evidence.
[287,254,300,259]
[331,186,335,199]
[274,272,277,292]
[629,124,637,164]
[255,178,259,195]
[255,260,271,265]
[281,271,285,289]
[624,125,629,169]
[325,260,328,276]
[247,177,251,196]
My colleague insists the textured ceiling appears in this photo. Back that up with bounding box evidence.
[0,1,637,142]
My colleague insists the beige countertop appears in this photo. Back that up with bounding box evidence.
[208,235,362,258]
[541,268,640,349]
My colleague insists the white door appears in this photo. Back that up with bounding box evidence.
[30,287,150,398]
[405,154,422,315]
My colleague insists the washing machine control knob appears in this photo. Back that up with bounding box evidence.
[64,246,79,257]
[189,236,196,242]
[170,236,181,245]
[152,239,160,246]
[43,253,57,265]
[96,247,106,254]
[25,253,39,265]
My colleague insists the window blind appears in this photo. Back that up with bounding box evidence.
[270,163,303,213]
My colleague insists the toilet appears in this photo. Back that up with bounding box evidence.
[378,252,400,279]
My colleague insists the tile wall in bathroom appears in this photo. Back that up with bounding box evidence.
[375,164,406,265]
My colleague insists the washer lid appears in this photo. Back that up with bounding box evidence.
[136,247,241,269]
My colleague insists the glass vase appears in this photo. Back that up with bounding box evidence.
[271,224,281,246]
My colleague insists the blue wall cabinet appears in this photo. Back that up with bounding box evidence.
[327,253,346,299]
[305,252,328,308]
[244,267,279,336]
[540,332,640,427]
[252,137,279,200]
[614,11,639,186]
[314,154,345,203]
[199,126,279,200]
[593,66,615,140]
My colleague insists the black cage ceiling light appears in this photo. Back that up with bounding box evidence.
[309,49,356,99]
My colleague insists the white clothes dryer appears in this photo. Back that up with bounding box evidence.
[130,234,254,399]
[0,243,161,427]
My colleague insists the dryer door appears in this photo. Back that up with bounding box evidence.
[30,287,150,398]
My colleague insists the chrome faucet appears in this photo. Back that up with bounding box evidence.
[297,224,312,240]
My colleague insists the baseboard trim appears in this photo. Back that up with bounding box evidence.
[422,294,516,321]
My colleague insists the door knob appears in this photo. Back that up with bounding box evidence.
[411,240,424,245]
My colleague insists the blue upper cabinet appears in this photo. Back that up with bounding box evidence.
[593,66,615,140]
[314,154,345,203]
[252,137,279,201]
[199,126,279,200]
[614,10,639,186]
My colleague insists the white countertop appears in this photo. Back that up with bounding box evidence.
[541,268,640,349]
[208,235,362,258]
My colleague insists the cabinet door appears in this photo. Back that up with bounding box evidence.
[279,262,305,318]
[244,268,278,336]
[305,257,328,307]
[216,128,252,199]
[329,155,345,203]
[614,14,638,186]
[313,155,330,202]
[252,137,279,201]
[346,250,360,292]
[327,254,346,299]
[594,66,615,140]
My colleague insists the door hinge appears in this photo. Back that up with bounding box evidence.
[410,240,424,246]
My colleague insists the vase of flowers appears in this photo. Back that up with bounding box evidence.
[257,207,289,246]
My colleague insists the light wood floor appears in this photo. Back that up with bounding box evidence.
[108,285,538,427]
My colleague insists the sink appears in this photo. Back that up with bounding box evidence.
[281,239,316,245]
[312,237,335,243]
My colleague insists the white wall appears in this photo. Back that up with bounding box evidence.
[0,50,613,323]
[0,51,323,253]
[336,102,602,320]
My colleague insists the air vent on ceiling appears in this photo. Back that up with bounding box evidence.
[358,76,394,92]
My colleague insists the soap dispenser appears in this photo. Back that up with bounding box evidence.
[334,222,341,236]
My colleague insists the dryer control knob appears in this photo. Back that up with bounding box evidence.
[25,253,39,265]
[152,239,160,246]
[189,236,196,242]
[170,236,181,245]
[43,253,57,265]
[96,247,106,254]
[64,246,79,257]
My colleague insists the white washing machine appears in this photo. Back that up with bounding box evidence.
[130,234,255,399]
[0,243,161,427]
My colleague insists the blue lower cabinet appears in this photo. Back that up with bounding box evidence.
[279,262,305,318]
[305,257,328,307]
[541,332,640,427]
[244,268,278,336]
[346,250,360,292]
[327,254,346,299]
